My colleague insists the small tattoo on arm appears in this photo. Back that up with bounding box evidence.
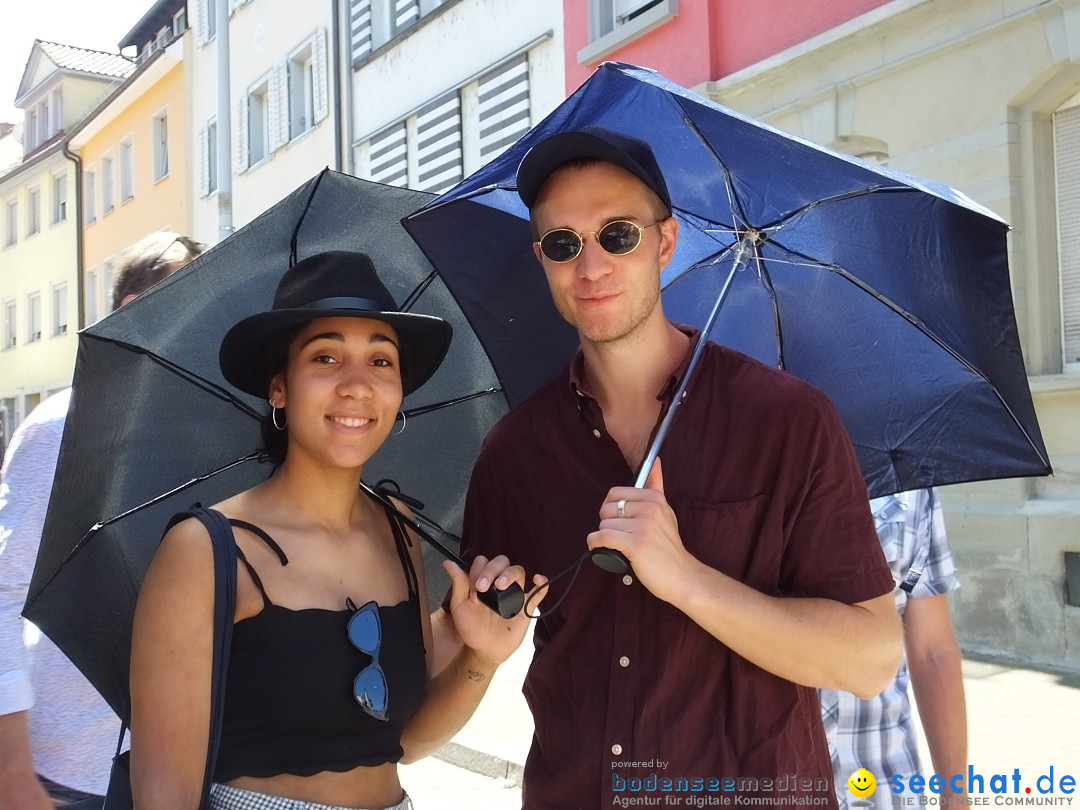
[467,669,487,682]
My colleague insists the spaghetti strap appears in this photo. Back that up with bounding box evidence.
[235,546,274,608]
[229,519,289,565]
[227,518,289,609]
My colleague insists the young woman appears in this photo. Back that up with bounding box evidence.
[130,251,538,810]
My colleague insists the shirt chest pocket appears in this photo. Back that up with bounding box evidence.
[669,493,776,590]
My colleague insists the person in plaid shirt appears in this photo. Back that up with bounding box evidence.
[819,488,968,807]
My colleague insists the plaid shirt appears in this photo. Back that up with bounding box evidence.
[818,489,960,808]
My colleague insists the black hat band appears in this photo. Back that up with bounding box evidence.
[305,296,387,312]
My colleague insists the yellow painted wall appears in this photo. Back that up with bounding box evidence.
[0,151,80,438]
[82,59,189,319]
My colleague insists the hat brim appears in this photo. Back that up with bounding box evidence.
[219,308,452,399]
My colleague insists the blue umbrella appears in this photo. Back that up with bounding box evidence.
[403,61,1051,499]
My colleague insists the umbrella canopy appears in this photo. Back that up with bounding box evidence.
[24,170,508,719]
[403,61,1051,497]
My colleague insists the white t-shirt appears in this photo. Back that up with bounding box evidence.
[0,388,119,795]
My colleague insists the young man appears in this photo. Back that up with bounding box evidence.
[457,126,903,810]
[820,488,967,808]
[0,232,205,809]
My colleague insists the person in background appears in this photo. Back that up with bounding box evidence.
[820,487,967,808]
[0,231,206,809]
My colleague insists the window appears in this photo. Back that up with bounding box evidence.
[368,122,408,187]
[85,169,97,224]
[120,139,134,202]
[4,200,16,246]
[477,55,530,163]
[103,259,117,314]
[51,283,68,336]
[41,97,50,140]
[86,269,99,325]
[27,188,40,236]
[26,110,38,152]
[198,0,218,43]
[102,153,115,214]
[153,112,169,180]
[2,300,14,349]
[246,81,271,166]
[200,119,219,196]
[1055,103,1080,368]
[174,7,188,35]
[415,91,462,193]
[390,0,420,36]
[350,0,372,63]
[51,90,62,132]
[52,173,67,223]
[0,399,15,446]
[358,52,531,190]
[289,45,315,140]
[288,31,328,141]
[580,0,677,63]
[27,292,41,343]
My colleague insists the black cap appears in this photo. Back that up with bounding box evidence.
[516,126,671,212]
[219,251,452,398]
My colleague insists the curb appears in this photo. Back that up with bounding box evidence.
[434,741,524,786]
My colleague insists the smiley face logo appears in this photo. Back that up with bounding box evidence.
[847,768,877,798]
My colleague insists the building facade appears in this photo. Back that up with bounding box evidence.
[346,0,566,195]
[0,42,133,449]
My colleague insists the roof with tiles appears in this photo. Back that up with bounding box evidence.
[36,40,135,79]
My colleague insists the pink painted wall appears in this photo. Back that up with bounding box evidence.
[565,0,893,93]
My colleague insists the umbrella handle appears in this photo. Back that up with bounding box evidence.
[590,236,755,578]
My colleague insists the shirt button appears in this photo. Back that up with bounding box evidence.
[575,388,585,397]
[619,656,630,668]
[592,428,601,439]
[612,744,623,756]
[622,574,633,586]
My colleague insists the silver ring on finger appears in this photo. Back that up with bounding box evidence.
[616,499,626,519]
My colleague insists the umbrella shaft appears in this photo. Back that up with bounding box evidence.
[634,239,753,488]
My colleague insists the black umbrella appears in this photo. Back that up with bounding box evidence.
[403,61,1051,498]
[23,170,511,719]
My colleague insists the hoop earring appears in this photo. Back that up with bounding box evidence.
[392,412,406,436]
[269,399,287,431]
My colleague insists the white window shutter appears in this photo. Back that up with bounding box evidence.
[198,125,209,197]
[350,0,372,63]
[277,64,290,147]
[267,70,283,152]
[235,96,249,172]
[614,0,654,23]
[1055,105,1080,366]
[368,123,408,187]
[196,0,209,45]
[313,28,329,124]
[415,91,462,193]
[478,55,530,162]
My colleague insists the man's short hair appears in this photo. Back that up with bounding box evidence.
[112,231,206,310]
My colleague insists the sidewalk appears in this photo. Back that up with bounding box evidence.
[400,645,1080,807]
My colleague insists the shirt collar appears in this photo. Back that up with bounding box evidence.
[566,322,703,404]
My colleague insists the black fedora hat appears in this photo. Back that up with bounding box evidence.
[219,250,452,397]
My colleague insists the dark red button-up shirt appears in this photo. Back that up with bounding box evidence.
[461,328,894,810]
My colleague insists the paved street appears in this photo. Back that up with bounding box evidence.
[399,643,1080,808]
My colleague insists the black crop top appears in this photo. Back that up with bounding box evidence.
[211,496,428,782]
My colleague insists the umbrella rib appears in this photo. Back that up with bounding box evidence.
[289,168,329,266]
[403,387,501,418]
[675,108,750,232]
[774,243,1052,470]
[87,335,263,421]
[401,270,437,312]
[24,451,268,613]
[761,184,913,232]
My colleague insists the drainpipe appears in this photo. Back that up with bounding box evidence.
[216,0,233,243]
[331,0,344,171]
[61,138,84,331]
